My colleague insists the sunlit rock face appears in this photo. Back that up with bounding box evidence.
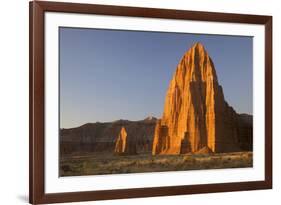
[152,42,247,155]
[115,126,137,155]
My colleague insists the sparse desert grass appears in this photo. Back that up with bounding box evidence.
[60,152,253,176]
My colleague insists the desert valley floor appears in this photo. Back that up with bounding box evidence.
[60,152,253,176]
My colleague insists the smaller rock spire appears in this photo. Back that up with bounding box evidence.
[114,126,137,155]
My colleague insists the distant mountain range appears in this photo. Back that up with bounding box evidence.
[60,113,252,156]
[60,117,157,155]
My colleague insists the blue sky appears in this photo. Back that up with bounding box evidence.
[60,27,253,128]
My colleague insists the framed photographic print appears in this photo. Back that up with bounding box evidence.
[29,1,272,204]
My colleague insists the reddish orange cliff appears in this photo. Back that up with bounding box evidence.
[152,42,242,155]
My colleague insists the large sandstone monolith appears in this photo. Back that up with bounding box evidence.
[152,42,242,155]
[115,126,137,155]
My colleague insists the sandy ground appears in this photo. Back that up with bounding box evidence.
[60,151,252,176]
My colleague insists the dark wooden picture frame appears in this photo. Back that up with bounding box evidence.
[29,1,272,204]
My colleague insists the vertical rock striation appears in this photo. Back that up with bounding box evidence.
[152,42,244,155]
